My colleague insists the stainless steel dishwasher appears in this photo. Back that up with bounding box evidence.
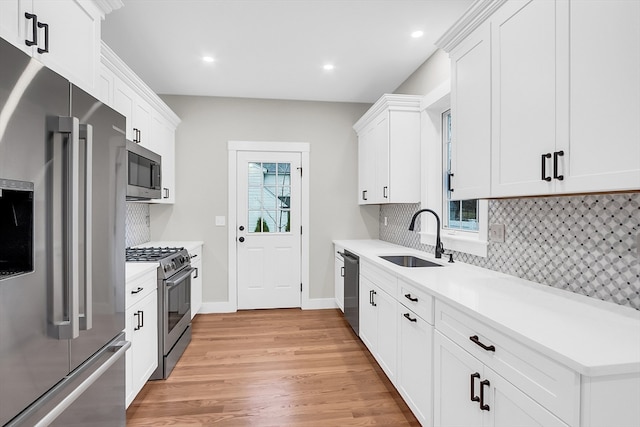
[341,250,359,335]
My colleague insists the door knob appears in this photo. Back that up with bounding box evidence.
[239,226,245,231]
[238,237,245,242]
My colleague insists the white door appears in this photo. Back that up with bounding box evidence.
[236,151,301,309]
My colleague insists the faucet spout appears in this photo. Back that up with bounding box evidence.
[408,209,444,259]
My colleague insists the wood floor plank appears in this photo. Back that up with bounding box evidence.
[127,309,420,426]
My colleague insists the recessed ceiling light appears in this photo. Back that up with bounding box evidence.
[202,56,215,63]
[323,64,335,71]
[411,30,424,38]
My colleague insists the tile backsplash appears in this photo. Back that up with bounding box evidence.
[380,193,640,310]
[125,203,151,247]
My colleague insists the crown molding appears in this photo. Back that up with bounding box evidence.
[353,94,423,134]
[101,41,181,127]
[436,0,508,52]
[91,0,124,18]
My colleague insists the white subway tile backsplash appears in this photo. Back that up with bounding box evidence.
[380,193,640,310]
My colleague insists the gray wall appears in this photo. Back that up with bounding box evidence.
[149,96,379,303]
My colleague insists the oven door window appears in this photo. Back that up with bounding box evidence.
[166,273,191,334]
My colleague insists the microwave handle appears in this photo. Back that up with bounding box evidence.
[152,162,161,190]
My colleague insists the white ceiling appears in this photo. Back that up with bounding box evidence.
[102,0,473,103]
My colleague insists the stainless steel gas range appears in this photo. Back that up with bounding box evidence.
[126,246,193,379]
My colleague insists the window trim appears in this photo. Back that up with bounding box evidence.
[419,81,488,258]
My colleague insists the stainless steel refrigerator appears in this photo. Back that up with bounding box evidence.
[0,37,129,426]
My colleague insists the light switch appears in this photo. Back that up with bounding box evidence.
[489,224,505,243]
[215,216,226,226]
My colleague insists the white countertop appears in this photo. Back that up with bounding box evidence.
[334,239,640,377]
[125,262,157,283]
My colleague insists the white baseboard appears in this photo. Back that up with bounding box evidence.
[302,298,338,310]
[198,301,237,314]
[197,298,338,313]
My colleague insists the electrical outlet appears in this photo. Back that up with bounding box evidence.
[489,224,505,243]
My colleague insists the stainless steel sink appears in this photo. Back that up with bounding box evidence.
[379,255,443,268]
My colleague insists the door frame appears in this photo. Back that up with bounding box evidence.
[228,141,310,311]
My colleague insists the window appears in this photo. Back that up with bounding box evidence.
[442,110,479,232]
[247,162,291,233]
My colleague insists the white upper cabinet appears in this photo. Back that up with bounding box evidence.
[438,0,640,199]
[450,21,492,200]
[0,0,115,95]
[100,42,181,204]
[354,94,421,205]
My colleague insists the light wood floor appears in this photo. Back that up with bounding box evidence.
[126,309,420,426]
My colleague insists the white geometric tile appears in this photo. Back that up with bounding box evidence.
[125,203,151,247]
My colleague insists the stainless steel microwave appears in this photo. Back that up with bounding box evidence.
[126,140,161,200]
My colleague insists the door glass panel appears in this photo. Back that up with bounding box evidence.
[247,162,292,233]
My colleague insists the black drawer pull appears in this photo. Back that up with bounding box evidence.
[480,379,491,411]
[470,335,495,352]
[37,21,48,54]
[470,372,480,402]
[362,190,367,201]
[403,313,417,322]
[404,293,418,302]
[130,287,144,294]
[541,153,552,181]
[448,172,454,192]
[372,290,377,307]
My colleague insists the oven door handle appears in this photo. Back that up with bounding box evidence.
[165,267,195,287]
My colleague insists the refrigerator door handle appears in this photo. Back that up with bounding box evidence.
[47,116,80,340]
[79,124,93,331]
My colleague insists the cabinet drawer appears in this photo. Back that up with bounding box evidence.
[398,279,434,325]
[126,269,157,309]
[435,301,580,426]
[360,259,397,296]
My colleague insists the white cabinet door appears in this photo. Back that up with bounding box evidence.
[334,254,344,312]
[358,276,377,352]
[149,114,176,204]
[450,21,492,200]
[491,0,559,198]
[372,113,390,203]
[0,1,26,53]
[127,289,158,407]
[374,286,397,382]
[134,96,153,146]
[113,77,136,140]
[191,258,202,319]
[30,0,100,93]
[397,306,433,426]
[434,331,484,427]
[488,367,568,427]
[559,0,640,194]
[358,123,376,204]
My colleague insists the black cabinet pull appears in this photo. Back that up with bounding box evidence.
[369,289,373,305]
[383,186,388,198]
[340,266,344,277]
[37,21,48,54]
[362,190,367,201]
[553,150,564,180]
[480,379,491,411]
[163,187,170,198]
[193,267,199,279]
[403,313,417,322]
[470,335,496,352]
[138,310,144,328]
[470,372,480,402]
[371,290,377,307]
[541,153,552,181]
[448,172,455,192]
[133,312,141,331]
[131,286,144,294]
[25,13,38,46]
[404,293,418,302]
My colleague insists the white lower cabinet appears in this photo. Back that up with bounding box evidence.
[397,305,433,426]
[189,245,203,319]
[434,331,568,427]
[359,275,397,382]
[334,250,344,312]
[125,270,158,407]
